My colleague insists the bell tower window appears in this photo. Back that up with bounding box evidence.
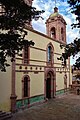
[61,27,64,41]
[50,27,56,39]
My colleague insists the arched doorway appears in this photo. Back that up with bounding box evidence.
[45,70,55,99]
[46,72,51,99]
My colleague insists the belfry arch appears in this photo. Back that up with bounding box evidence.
[50,27,56,39]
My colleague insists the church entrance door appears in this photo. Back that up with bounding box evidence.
[46,77,51,99]
[46,72,52,99]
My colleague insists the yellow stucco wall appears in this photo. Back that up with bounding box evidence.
[30,72,44,96]
[16,72,23,99]
[26,29,64,54]
[56,72,64,90]
[30,47,46,65]
[0,28,72,111]
[0,58,11,111]
[15,28,72,100]
[25,29,64,66]
[15,71,44,99]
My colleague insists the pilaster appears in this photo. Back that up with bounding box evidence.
[10,59,17,112]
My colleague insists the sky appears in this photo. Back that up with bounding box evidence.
[32,0,80,65]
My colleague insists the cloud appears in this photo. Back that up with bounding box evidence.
[32,19,46,33]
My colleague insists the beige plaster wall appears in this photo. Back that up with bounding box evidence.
[0,26,72,112]
[56,72,64,90]
[25,29,64,54]
[30,47,46,66]
[0,58,11,111]
[30,72,44,96]
[16,72,23,99]
[15,72,44,99]
[24,29,65,70]
[15,29,72,100]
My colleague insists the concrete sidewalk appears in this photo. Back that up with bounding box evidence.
[11,93,80,120]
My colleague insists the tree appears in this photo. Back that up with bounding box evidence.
[58,0,80,71]
[67,0,80,28]
[0,0,44,71]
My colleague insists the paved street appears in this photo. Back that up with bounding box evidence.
[11,93,80,120]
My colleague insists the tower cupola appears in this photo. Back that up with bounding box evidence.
[46,7,67,43]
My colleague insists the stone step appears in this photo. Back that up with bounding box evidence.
[0,114,12,120]
[0,112,6,115]
[0,111,13,120]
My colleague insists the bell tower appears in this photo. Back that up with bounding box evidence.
[46,7,67,43]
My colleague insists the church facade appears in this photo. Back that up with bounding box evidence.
[0,0,72,112]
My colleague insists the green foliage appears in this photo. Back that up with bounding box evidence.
[74,57,80,69]
[58,0,80,71]
[60,38,80,67]
[67,0,80,28]
[57,0,80,80]
[0,0,44,71]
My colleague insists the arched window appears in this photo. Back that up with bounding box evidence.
[61,27,64,41]
[47,43,54,65]
[50,27,56,39]
[48,46,52,62]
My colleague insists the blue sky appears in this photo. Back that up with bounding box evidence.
[32,0,80,65]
